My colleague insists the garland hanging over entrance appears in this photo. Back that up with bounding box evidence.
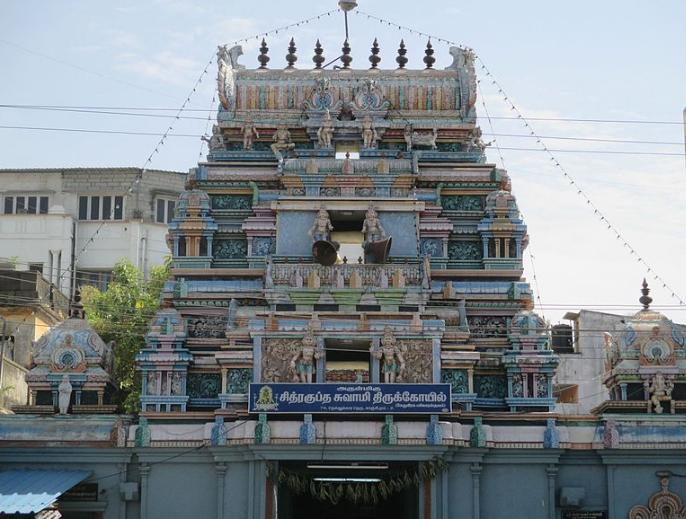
[266,456,448,506]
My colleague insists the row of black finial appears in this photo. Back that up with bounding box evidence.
[257,38,436,70]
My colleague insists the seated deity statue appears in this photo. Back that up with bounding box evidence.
[362,206,385,245]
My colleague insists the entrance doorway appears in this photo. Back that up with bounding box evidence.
[276,462,419,519]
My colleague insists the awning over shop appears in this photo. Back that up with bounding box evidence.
[0,469,92,514]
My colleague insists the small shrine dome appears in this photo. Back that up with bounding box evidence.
[177,187,211,217]
[484,189,519,219]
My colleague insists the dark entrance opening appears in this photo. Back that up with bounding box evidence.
[277,462,419,519]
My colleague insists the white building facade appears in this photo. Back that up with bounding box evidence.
[0,168,186,296]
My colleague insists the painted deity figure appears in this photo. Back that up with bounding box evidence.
[361,113,378,149]
[58,375,72,414]
[241,114,260,150]
[290,330,321,383]
[648,372,673,414]
[308,207,333,243]
[371,327,405,383]
[362,206,385,245]
[317,109,334,148]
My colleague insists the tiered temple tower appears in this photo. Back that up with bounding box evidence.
[139,39,558,419]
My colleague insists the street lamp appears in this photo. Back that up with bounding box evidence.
[338,1,358,41]
[338,0,358,11]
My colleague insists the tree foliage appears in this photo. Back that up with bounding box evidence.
[81,258,169,412]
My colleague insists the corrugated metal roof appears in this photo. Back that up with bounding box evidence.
[0,469,92,513]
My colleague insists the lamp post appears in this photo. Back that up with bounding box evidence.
[338,0,358,40]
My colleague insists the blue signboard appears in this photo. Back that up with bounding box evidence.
[249,383,452,414]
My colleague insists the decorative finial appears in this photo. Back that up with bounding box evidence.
[639,278,653,310]
[69,288,86,319]
[423,39,435,69]
[341,39,352,69]
[285,38,297,68]
[257,39,270,69]
[396,39,408,69]
[369,38,381,69]
[313,39,325,69]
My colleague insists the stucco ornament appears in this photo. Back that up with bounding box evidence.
[629,474,686,519]
[57,375,72,414]
[316,109,334,148]
[217,45,244,111]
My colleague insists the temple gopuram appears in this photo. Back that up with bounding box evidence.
[2,22,686,519]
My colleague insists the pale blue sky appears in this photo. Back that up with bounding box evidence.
[1,1,684,324]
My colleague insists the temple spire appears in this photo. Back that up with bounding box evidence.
[639,278,653,310]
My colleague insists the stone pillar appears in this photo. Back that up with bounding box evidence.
[216,463,227,519]
[97,390,104,406]
[139,464,150,519]
[220,368,228,394]
[471,463,482,519]
[546,464,558,519]
[370,337,380,384]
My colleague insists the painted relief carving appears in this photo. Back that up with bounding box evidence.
[474,375,507,399]
[271,120,295,161]
[629,475,686,519]
[420,238,442,257]
[187,373,221,399]
[442,369,469,394]
[448,242,482,261]
[641,326,675,365]
[51,334,87,373]
[396,339,433,384]
[262,338,303,383]
[441,195,484,211]
[252,237,276,256]
[351,78,390,111]
[226,368,252,394]
[512,373,524,397]
[213,239,248,259]
[211,195,252,210]
[186,315,228,339]
[535,374,549,398]
[468,316,507,338]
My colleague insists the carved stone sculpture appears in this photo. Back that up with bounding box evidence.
[270,120,295,161]
[317,109,334,148]
[290,329,321,383]
[308,207,333,243]
[240,114,260,150]
[648,372,674,414]
[362,206,385,246]
[404,125,438,151]
[361,113,378,149]
[371,327,405,383]
[217,45,244,110]
[57,375,72,414]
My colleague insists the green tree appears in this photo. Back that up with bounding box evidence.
[81,258,169,412]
